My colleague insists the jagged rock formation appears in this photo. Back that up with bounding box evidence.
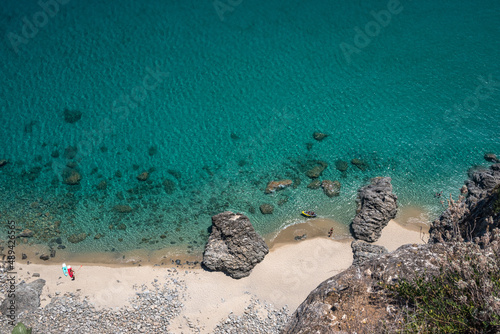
[283,163,500,333]
[0,279,46,317]
[430,163,500,243]
[203,211,269,279]
[351,240,388,266]
[350,177,398,242]
[282,243,447,333]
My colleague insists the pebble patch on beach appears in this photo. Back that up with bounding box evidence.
[0,267,289,333]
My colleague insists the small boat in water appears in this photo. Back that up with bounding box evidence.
[301,211,317,218]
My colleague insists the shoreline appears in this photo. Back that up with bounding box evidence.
[11,205,431,267]
[3,207,431,333]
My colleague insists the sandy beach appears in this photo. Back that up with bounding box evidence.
[7,209,430,333]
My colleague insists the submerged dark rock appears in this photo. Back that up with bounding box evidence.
[202,211,269,279]
[313,132,328,141]
[321,180,341,197]
[62,168,81,185]
[350,177,398,242]
[259,204,274,214]
[63,108,82,124]
[306,161,328,179]
[335,160,348,172]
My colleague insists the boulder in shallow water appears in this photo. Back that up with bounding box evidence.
[67,233,87,244]
[305,161,328,179]
[321,180,341,197]
[350,177,398,242]
[351,158,368,171]
[484,153,499,163]
[163,179,176,194]
[62,168,81,185]
[259,204,274,214]
[307,180,321,189]
[265,179,292,194]
[202,211,269,279]
[0,159,8,167]
[63,108,82,124]
[313,132,328,141]
[335,160,349,172]
[136,172,149,181]
[113,205,133,213]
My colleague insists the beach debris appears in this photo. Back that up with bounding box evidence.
[265,179,293,194]
[350,177,398,242]
[259,204,274,214]
[313,132,328,141]
[328,228,334,238]
[203,211,269,279]
[63,108,82,124]
[321,180,341,197]
[351,240,388,266]
[305,161,328,179]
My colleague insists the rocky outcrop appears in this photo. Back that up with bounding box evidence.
[202,211,269,279]
[351,240,388,266]
[484,153,499,163]
[430,163,500,243]
[0,279,46,317]
[265,180,292,194]
[350,177,398,242]
[283,243,446,333]
[321,180,341,197]
[67,233,87,244]
[335,160,348,172]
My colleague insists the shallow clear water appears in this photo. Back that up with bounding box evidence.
[1,0,499,254]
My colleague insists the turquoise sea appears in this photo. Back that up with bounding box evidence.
[1,0,499,255]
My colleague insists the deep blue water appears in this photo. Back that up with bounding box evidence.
[1,0,499,254]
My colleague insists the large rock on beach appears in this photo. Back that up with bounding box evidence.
[350,177,398,242]
[202,211,269,279]
[0,279,46,317]
[321,180,341,197]
[265,179,293,194]
[351,240,388,266]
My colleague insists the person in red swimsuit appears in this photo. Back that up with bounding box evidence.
[68,266,75,281]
